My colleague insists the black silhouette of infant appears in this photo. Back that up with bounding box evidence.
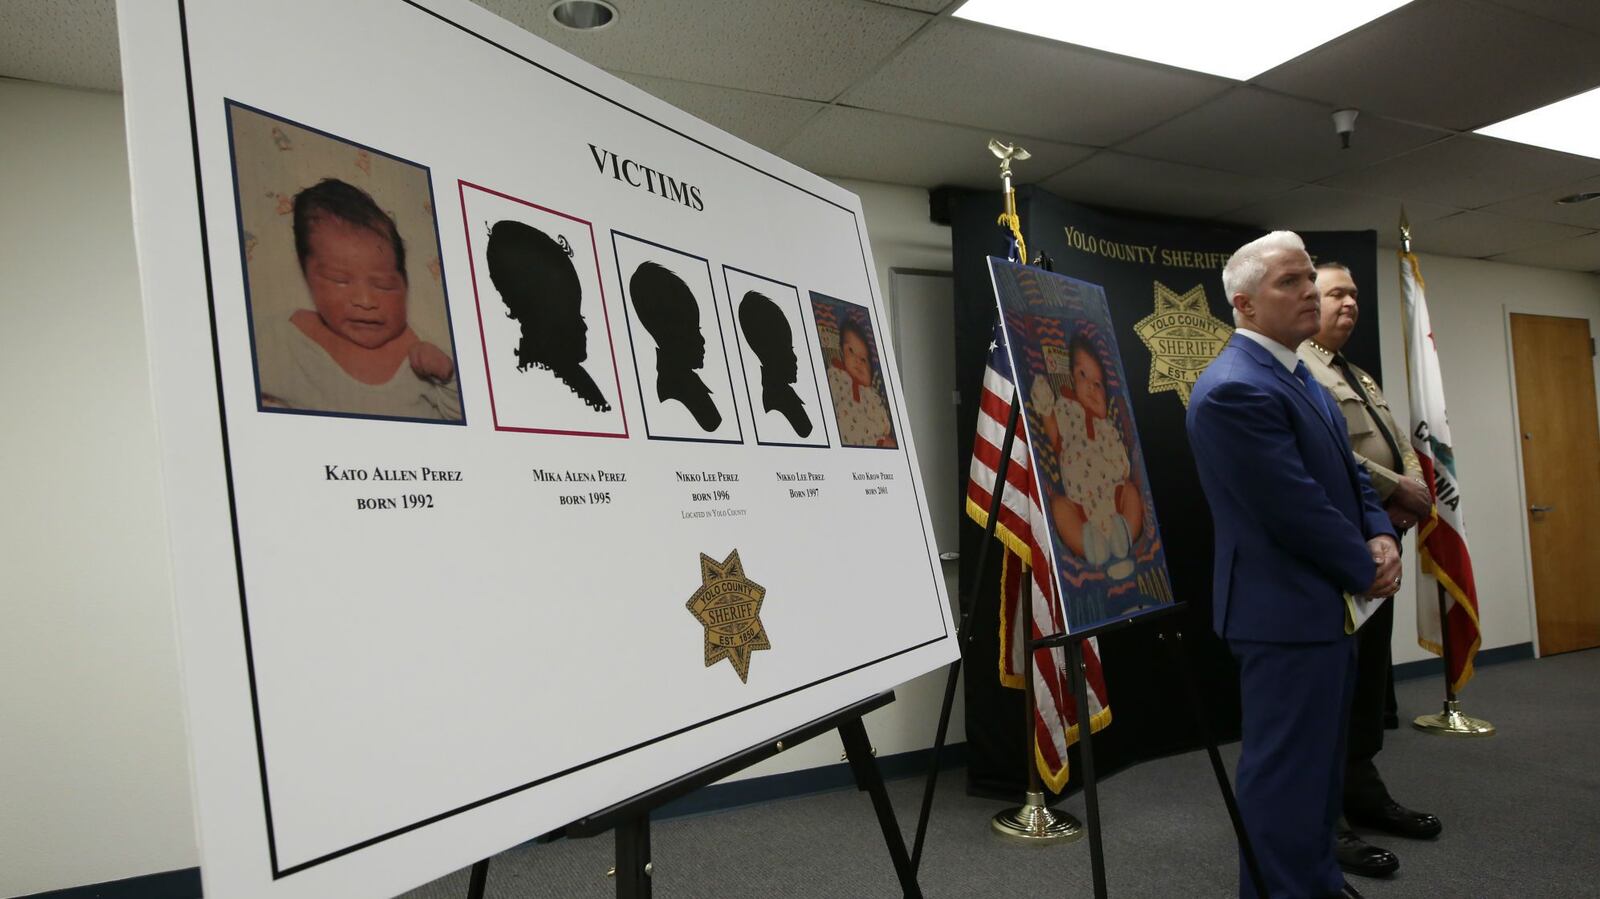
[737,291,812,437]
[630,261,721,431]
[485,220,610,412]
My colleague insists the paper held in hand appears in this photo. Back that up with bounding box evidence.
[1345,592,1388,634]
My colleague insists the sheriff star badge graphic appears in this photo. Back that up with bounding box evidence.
[686,550,770,683]
[1134,282,1234,406]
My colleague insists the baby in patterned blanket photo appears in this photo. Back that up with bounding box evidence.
[991,259,1173,629]
[825,312,897,449]
[1031,331,1144,579]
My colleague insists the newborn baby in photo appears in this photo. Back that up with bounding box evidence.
[258,178,461,421]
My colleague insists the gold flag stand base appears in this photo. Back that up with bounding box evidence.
[1412,699,1495,737]
[990,790,1084,844]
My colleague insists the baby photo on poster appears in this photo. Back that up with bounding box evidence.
[459,181,627,438]
[810,292,897,450]
[226,101,464,424]
[724,267,828,448]
[613,232,742,444]
[989,259,1174,633]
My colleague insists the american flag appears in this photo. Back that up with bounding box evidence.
[966,321,1110,792]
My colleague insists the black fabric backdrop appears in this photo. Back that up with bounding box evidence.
[951,186,1380,798]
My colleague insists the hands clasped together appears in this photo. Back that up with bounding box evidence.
[1365,535,1402,598]
[1385,476,1432,531]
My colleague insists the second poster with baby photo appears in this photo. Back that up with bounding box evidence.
[989,259,1173,633]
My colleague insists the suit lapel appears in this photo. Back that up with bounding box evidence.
[1232,335,1349,449]
[1229,335,1371,526]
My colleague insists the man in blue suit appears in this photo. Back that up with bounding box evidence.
[1187,231,1400,899]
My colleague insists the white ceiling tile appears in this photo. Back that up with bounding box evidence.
[1039,152,1299,220]
[842,20,1232,147]
[1217,186,1459,247]
[1256,0,1600,132]
[1488,230,1600,272]
[1318,135,1600,209]
[472,0,931,101]
[617,75,825,154]
[0,0,120,92]
[780,106,1093,189]
[1478,175,1600,230]
[1404,210,1592,258]
[1118,87,1450,183]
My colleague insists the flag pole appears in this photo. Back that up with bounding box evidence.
[988,139,1031,265]
[977,138,1083,843]
[1398,212,1494,737]
[990,578,1084,843]
[1412,584,1495,735]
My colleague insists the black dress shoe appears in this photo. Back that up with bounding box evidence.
[1348,799,1443,839]
[1337,829,1399,878]
[1339,880,1367,899]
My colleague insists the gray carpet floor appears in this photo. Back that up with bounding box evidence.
[401,648,1600,898]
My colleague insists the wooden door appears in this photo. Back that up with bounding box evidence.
[1511,313,1600,655]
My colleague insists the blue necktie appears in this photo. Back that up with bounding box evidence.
[1294,360,1339,432]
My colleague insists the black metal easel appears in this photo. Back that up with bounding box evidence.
[1029,615,1266,899]
[910,380,1267,898]
[464,691,922,898]
[909,392,1023,870]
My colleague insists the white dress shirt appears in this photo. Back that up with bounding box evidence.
[1235,327,1301,373]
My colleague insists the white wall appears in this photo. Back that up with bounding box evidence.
[843,178,960,325]
[8,75,1599,895]
[1368,252,1600,664]
[0,79,196,897]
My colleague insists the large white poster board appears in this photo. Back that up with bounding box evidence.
[116,2,956,897]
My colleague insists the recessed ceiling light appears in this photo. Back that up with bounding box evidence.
[1478,86,1600,161]
[951,0,1412,81]
[1556,192,1600,206]
[549,0,617,31]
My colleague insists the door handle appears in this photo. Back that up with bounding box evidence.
[939,551,960,562]
[1530,504,1554,513]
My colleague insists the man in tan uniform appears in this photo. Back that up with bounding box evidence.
[1300,262,1440,880]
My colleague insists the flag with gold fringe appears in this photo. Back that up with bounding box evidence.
[1399,250,1482,691]
[966,321,1111,792]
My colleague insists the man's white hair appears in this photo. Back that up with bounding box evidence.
[1223,231,1306,324]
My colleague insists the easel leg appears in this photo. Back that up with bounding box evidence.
[465,858,490,899]
[911,655,961,870]
[841,717,925,899]
[1164,630,1267,898]
[614,815,651,899]
[1065,640,1109,899]
[911,393,1024,869]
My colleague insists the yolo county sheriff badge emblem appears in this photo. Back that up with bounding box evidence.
[686,550,770,683]
[1134,282,1234,406]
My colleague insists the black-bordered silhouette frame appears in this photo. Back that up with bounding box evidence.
[612,231,744,445]
[723,265,830,449]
